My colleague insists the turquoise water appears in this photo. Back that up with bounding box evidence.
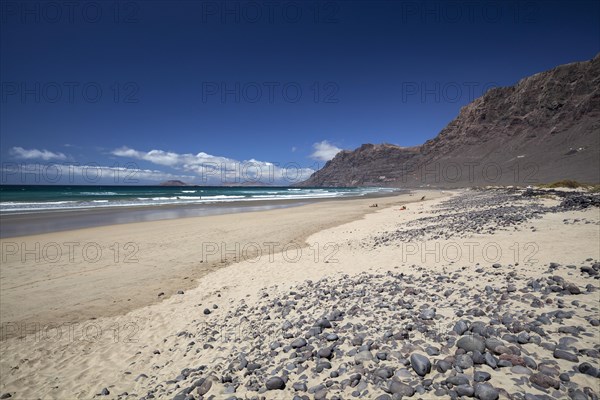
[0,185,397,214]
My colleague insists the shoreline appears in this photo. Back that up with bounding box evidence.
[0,190,403,238]
[0,190,438,337]
[1,188,598,399]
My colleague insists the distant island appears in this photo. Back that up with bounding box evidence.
[159,180,188,186]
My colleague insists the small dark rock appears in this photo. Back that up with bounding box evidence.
[389,381,415,396]
[529,373,560,389]
[553,349,579,362]
[474,371,491,382]
[410,353,431,377]
[457,335,486,353]
[291,338,308,349]
[474,383,499,400]
[578,362,600,378]
[265,376,286,390]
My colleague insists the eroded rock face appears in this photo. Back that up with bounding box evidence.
[300,143,421,187]
[300,54,600,187]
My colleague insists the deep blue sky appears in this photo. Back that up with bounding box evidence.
[1,0,599,184]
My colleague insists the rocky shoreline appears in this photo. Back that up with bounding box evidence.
[369,189,600,245]
[137,260,599,400]
[119,190,599,400]
[2,189,598,400]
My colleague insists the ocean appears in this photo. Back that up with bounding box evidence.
[0,185,398,214]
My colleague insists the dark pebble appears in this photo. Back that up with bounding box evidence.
[474,383,499,400]
[474,371,491,382]
[529,373,560,389]
[553,349,579,362]
[265,376,286,390]
[410,353,431,377]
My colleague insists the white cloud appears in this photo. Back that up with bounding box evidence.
[111,147,233,168]
[111,146,315,185]
[310,141,342,162]
[291,146,297,152]
[112,147,196,167]
[10,147,67,161]
[0,163,195,184]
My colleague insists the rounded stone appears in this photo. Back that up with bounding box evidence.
[265,376,286,390]
[474,383,499,400]
[291,338,307,349]
[457,335,486,353]
[389,381,415,396]
[455,354,474,369]
[354,350,374,364]
[410,353,431,377]
[474,371,491,382]
[456,384,474,397]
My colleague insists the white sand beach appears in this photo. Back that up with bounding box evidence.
[0,189,599,399]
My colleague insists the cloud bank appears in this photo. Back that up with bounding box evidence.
[112,147,315,184]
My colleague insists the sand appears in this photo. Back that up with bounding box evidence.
[0,192,437,333]
[0,189,598,399]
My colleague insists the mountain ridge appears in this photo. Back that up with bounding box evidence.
[300,54,600,187]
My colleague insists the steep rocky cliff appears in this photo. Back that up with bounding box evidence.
[300,55,600,187]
